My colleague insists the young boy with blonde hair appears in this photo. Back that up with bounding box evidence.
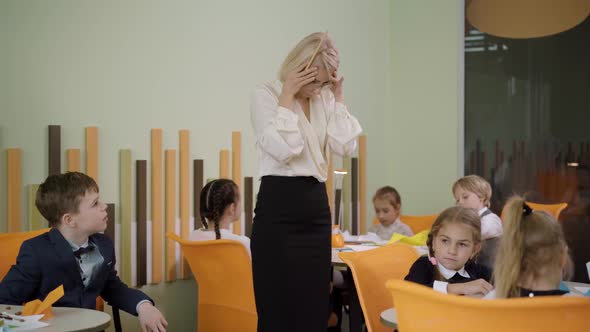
[453,175,502,240]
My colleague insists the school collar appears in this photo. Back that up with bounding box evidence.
[436,260,470,279]
[478,207,488,216]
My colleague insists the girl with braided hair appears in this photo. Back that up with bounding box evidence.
[189,179,250,258]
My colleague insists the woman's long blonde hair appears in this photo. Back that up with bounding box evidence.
[493,196,568,298]
[278,32,339,82]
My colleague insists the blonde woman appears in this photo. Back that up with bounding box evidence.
[250,32,362,331]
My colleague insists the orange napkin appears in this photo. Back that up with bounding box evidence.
[22,285,64,319]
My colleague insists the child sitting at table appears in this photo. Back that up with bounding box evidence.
[0,172,167,332]
[405,206,494,297]
[189,178,251,258]
[487,196,574,298]
[368,186,413,240]
[453,175,502,240]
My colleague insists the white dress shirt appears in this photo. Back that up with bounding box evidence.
[479,207,503,240]
[250,80,362,182]
[433,262,471,294]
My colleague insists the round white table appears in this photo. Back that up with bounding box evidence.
[380,281,590,329]
[0,304,111,332]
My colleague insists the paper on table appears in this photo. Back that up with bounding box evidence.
[574,286,590,294]
[0,313,48,331]
[345,245,378,252]
[342,231,381,243]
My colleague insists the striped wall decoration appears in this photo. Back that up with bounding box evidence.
[244,177,253,237]
[193,159,204,230]
[342,157,351,232]
[351,157,359,235]
[219,149,230,179]
[86,127,99,181]
[48,125,61,176]
[165,150,177,282]
[7,148,22,232]
[179,130,190,278]
[359,135,367,234]
[28,184,46,230]
[105,203,116,241]
[232,132,242,235]
[151,129,163,284]
[136,160,148,287]
[66,149,81,172]
[119,149,132,285]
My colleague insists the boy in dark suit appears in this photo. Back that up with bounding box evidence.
[0,172,167,331]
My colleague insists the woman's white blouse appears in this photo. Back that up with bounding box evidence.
[250,80,362,182]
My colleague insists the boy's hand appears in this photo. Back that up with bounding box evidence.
[138,302,168,332]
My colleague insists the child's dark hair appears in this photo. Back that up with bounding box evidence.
[35,172,99,227]
[372,186,402,209]
[427,206,482,281]
[199,179,239,239]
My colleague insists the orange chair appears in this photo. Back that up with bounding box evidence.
[501,201,568,221]
[0,229,122,332]
[339,243,419,332]
[166,232,256,332]
[386,279,590,332]
[0,229,49,280]
[371,214,438,234]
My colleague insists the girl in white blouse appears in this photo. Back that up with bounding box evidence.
[249,32,362,332]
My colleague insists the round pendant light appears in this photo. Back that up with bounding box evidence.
[467,0,590,38]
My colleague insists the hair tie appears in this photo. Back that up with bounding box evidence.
[523,202,533,216]
[429,256,438,266]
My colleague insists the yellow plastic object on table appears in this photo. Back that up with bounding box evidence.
[387,230,429,246]
[22,285,64,320]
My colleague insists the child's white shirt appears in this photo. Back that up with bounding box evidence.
[189,228,251,259]
[367,218,413,241]
[433,262,470,294]
[479,207,503,240]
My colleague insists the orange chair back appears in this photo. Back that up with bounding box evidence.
[166,232,256,332]
[371,214,437,234]
[501,201,568,221]
[0,228,49,280]
[399,214,438,233]
[339,243,419,332]
[386,279,590,332]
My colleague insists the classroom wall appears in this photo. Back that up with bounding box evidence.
[0,1,462,330]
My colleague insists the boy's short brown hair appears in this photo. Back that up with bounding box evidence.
[452,175,492,207]
[36,172,99,227]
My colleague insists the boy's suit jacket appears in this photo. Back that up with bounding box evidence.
[0,228,150,315]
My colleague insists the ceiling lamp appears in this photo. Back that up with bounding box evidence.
[467,0,590,38]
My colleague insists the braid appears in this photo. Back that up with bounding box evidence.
[214,220,221,240]
[199,179,239,240]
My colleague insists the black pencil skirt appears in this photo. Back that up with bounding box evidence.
[251,176,332,332]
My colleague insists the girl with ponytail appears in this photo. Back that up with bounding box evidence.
[189,179,251,258]
[489,196,572,298]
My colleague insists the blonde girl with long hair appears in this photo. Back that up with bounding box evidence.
[490,196,572,298]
